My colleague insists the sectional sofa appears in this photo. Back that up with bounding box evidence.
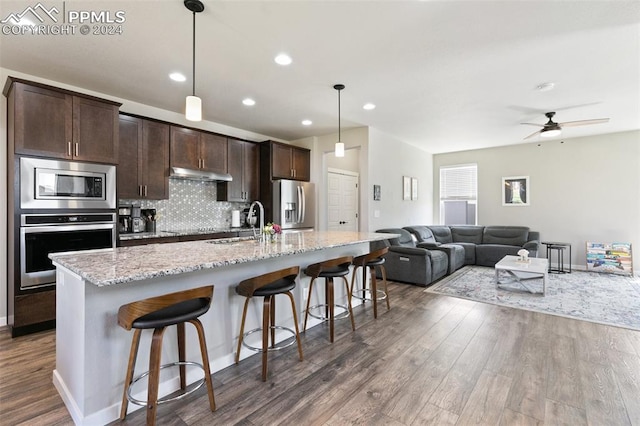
[374,225,540,286]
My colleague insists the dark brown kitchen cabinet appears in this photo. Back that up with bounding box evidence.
[218,139,259,202]
[4,78,120,164]
[170,126,227,174]
[262,140,310,181]
[118,115,169,199]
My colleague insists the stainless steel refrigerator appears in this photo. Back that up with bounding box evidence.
[271,180,315,230]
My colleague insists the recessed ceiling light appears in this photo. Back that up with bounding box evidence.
[301,119,312,126]
[274,53,292,66]
[536,82,555,92]
[169,72,186,82]
[363,103,376,110]
[242,98,256,106]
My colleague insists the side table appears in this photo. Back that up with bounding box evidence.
[542,241,571,273]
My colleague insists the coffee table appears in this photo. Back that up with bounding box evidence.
[495,255,549,296]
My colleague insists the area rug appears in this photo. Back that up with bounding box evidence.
[426,266,640,331]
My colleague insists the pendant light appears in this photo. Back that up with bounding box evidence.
[334,84,345,157]
[185,0,204,121]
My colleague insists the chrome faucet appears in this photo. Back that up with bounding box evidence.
[248,200,265,242]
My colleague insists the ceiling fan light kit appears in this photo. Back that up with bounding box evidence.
[184,0,204,122]
[334,84,345,157]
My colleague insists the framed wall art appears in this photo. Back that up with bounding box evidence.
[502,176,530,206]
[373,185,381,201]
[402,176,411,200]
[411,178,418,200]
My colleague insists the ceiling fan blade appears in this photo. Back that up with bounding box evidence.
[520,122,545,127]
[523,129,542,140]
[559,118,610,127]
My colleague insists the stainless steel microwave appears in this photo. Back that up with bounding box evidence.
[20,157,116,210]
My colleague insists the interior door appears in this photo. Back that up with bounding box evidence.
[327,171,359,232]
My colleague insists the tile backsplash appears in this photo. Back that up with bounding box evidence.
[121,178,250,231]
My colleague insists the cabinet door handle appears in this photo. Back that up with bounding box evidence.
[144,185,148,197]
[67,141,72,156]
[74,142,79,157]
[201,158,205,169]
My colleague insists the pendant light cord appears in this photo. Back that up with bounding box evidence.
[338,88,341,142]
[192,10,196,97]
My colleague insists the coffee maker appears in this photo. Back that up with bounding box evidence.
[118,205,132,233]
[131,205,145,233]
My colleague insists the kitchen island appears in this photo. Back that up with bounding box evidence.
[49,231,392,425]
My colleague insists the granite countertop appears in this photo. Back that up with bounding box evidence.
[119,227,252,241]
[50,231,394,287]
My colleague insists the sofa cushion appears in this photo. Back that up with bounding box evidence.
[403,226,437,244]
[376,228,416,248]
[453,242,477,265]
[427,226,453,244]
[449,226,484,244]
[476,244,523,267]
[482,226,529,246]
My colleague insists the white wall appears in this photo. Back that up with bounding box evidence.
[433,131,640,269]
[367,128,434,231]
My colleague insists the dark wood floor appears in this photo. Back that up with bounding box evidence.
[2,281,640,425]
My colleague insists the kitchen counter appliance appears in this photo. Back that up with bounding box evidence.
[272,180,315,230]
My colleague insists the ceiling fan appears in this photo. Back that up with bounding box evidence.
[521,111,609,140]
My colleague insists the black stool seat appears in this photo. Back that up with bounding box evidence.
[237,277,295,297]
[132,298,211,329]
[365,257,385,267]
[305,265,350,278]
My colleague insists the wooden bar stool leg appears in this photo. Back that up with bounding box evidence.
[285,290,304,361]
[270,296,276,348]
[362,265,368,301]
[261,296,271,381]
[369,266,379,318]
[177,322,186,390]
[235,297,251,364]
[120,328,142,420]
[327,277,335,343]
[349,265,359,302]
[147,327,167,426]
[343,276,355,331]
[189,318,216,411]
[381,265,390,310]
[302,277,316,332]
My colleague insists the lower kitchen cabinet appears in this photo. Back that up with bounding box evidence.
[118,115,169,199]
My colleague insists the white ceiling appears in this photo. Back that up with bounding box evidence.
[1,0,639,154]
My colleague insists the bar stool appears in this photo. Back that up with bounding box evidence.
[118,286,216,426]
[350,247,390,318]
[235,266,303,382]
[303,256,355,343]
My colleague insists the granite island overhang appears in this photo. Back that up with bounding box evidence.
[49,231,395,425]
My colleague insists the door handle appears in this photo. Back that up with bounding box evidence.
[74,142,79,157]
[67,141,72,156]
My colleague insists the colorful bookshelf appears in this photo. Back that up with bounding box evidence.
[586,242,633,276]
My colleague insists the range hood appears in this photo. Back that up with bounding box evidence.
[170,167,233,182]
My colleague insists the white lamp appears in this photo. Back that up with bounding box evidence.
[185,95,202,121]
[334,84,345,157]
[185,0,204,122]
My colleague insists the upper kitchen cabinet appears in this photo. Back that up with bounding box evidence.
[261,140,311,181]
[4,78,120,164]
[218,139,259,202]
[170,126,227,174]
[118,115,169,200]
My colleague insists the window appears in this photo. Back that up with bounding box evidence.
[440,164,477,225]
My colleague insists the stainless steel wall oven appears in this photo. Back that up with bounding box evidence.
[20,213,116,290]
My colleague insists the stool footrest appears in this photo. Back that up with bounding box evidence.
[352,288,388,302]
[306,304,350,321]
[242,325,297,352]
[127,361,206,407]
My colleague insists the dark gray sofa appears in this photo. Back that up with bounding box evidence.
[373,228,449,287]
[425,225,540,267]
[403,225,465,274]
